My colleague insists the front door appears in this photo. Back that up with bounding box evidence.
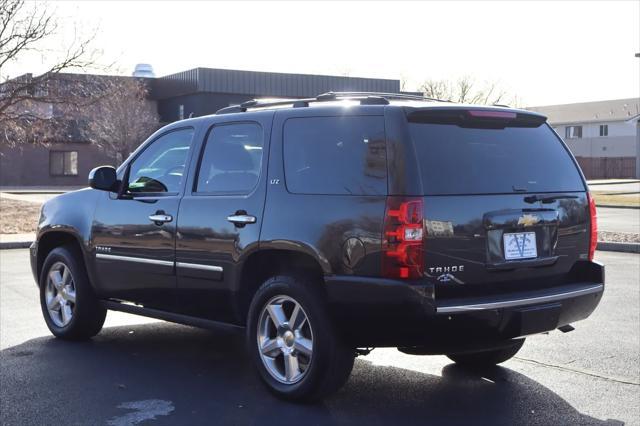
[92,127,196,308]
[175,112,273,322]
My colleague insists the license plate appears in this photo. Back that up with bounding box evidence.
[503,232,537,260]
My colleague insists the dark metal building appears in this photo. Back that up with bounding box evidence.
[152,68,400,122]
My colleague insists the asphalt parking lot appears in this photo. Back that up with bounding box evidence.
[1,249,638,426]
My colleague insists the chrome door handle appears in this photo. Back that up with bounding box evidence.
[227,214,257,225]
[148,214,173,224]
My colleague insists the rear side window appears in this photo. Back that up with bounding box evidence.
[409,121,584,195]
[283,116,387,195]
[196,122,263,194]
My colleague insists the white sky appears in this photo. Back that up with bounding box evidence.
[10,0,640,106]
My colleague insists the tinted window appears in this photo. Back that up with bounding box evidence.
[128,128,194,194]
[196,123,263,194]
[409,123,584,195]
[284,116,387,195]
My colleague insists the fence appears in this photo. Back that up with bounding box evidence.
[574,157,637,179]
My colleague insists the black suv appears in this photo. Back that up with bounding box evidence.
[30,92,604,401]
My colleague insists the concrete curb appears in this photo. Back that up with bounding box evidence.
[0,241,32,249]
[597,241,640,254]
[2,240,638,253]
[597,204,640,210]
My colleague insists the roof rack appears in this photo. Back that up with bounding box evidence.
[215,91,446,114]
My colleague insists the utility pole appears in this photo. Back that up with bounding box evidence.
[636,53,640,178]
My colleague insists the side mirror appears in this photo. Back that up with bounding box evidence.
[88,166,118,192]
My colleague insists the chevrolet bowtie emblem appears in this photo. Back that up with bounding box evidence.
[518,214,540,227]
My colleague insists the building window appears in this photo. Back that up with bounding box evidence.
[599,124,608,137]
[50,151,78,176]
[565,126,582,139]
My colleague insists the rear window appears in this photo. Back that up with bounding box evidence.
[284,116,387,195]
[409,121,584,195]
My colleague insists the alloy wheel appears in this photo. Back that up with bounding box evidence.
[257,295,314,384]
[45,262,76,327]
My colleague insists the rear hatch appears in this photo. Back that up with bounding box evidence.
[406,108,592,300]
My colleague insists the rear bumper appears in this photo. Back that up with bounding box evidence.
[436,283,602,314]
[325,261,604,349]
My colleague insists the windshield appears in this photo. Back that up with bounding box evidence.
[409,122,585,195]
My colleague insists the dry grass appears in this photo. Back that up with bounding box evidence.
[0,198,42,234]
[591,192,640,208]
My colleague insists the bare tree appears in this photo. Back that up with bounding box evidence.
[87,78,159,164]
[420,79,453,101]
[0,0,102,146]
[419,76,518,106]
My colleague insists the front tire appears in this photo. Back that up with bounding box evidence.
[247,275,354,402]
[39,245,106,340]
[446,339,525,368]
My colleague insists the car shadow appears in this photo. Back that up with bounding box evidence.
[0,322,624,426]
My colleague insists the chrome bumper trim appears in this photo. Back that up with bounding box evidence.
[437,284,604,314]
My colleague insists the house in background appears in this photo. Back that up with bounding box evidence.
[0,67,400,188]
[528,98,640,179]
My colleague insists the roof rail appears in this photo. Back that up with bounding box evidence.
[318,91,443,102]
[215,91,446,114]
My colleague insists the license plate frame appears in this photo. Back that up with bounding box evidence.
[503,232,538,260]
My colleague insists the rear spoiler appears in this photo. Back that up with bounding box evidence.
[406,107,547,129]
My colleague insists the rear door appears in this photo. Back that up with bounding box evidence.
[174,112,273,322]
[405,108,589,299]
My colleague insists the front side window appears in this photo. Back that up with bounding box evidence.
[127,128,194,194]
[196,122,263,194]
[599,124,608,137]
[50,151,78,176]
[565,125,582,139]
[283,116,387,195]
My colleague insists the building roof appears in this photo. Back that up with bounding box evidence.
[527,98,640,125]
[153,67,400,99]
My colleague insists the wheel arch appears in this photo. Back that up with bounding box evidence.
[235,248,327,325]
[36,229,88,287]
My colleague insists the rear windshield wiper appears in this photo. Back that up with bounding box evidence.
[524,194,579,204]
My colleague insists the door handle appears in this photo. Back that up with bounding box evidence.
[149,213,173,224]
[227,214,257,226]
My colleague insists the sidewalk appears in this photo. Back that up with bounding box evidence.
[587,179,640,186]
[0,233,34,249]
[0,186,81,193]
[0,192,60,204]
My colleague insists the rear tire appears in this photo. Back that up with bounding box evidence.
[39,245,106,340]
[446,339,525,368]
[247,275,354,402]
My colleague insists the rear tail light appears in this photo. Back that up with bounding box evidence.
[588,193,598,261]
[382,197,424,279]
